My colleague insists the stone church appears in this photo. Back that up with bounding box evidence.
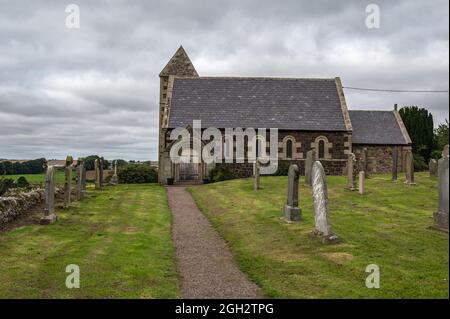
[158,47,412,184]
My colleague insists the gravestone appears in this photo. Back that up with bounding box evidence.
[442,145,449,157]
[283,164,301,222]
[82,164,87,196]
[346,153,356,191]
[429,159,438,177]
[361,147,369,178]
[99,159,104,188]
[392,147,398,181]
[359,171,365,195]
[63,156,73,208]
[76,163,84,200]
[110,160,119,185]
[405,150,415,185]
[311,161,338,244]
[432,151,449,232]
[40,166,57,225]
[254,160,260,191]
[95,159,101,189]
[304,149,316,187]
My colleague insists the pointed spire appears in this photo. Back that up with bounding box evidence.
[159,46,199,77]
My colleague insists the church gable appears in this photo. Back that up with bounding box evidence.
[159,46,199,77]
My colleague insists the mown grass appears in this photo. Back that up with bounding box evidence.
[4,172,65,184]
[188,172,449,299]
[0,184,180,298]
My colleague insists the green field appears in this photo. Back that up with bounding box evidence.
[0,184,180,298]
[4,172,65,184]
[188,172,449,298]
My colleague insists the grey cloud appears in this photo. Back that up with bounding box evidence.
[0,0,448,160]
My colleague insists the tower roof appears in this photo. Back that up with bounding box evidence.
[159,46,199,77]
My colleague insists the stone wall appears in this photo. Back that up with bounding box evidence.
[0,188,62,225]
[353,145,409,173]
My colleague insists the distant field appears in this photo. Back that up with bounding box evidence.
[3,172,65,184]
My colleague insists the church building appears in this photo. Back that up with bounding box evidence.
[158,47,412,184]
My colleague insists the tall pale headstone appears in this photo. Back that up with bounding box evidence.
[311,161,338,244]
[283,164,301,222]
[359,171,365,195]
[40,166,57,225]
[429,159,438,177]
[76,163,84,200]
[432,151,449,232]
[347,153,356,191]
[95,159,101,190]
[64,166,72,208]
[305,149,316,187]
[361,147,369,178]
[110,160,119,185]
[254,160,260,191]
[405,150,415,185]
[392,147,398,181]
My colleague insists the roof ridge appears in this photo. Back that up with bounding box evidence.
[173,76,336,81]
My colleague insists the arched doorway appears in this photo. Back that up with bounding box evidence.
[178,148,201,181]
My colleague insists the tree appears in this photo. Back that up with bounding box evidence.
[434,120,449,152]
[399,106,434,162]
[84,155,110,170]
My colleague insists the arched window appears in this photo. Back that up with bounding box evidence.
[286,140,293,159]
[318,140,325,159]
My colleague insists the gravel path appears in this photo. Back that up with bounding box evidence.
[167,186,263,299]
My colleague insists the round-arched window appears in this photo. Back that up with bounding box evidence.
[318,140,325,159]
[286,140,293,159]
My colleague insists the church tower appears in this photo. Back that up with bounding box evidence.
[158,46,198,183]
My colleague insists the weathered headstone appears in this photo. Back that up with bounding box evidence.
[311,161,338,244]
[64,156,73,208]
[304,149,316,187]
[95,159,101,189]
[392,147,398,181]
[405,150,415,185]
[432,152,449,232]
[76,163,84,200]
[283,164,301,222]
[64,165,72,208]
[361,147,369,178]
[429,159,438,177]
[254,160,260,191]
[359,171,365,195]
[442,145,449,157]
[40,166,57,225]
[346,153,356,191]
[110,160,119,185]
[99,159,104,188]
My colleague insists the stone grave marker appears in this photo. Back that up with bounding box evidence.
[304,149,316,187]
[432,151,449,232]
[311,161,338,244]
[347,153,356,191]
[283,164,301,222]
[40,166,57,225]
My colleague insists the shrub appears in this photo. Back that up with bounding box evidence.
[117,165,157,184]
[0,178,15,196]
[273,161,290,176]
[208,166,237,183]
[413,153,428,171]
[16,176,30,188]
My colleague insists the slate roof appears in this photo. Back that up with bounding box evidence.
[168,77,348,131]
[349,110,410,145]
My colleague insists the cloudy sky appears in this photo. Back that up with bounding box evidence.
[0,0,448,161]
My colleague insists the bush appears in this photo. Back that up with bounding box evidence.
[208,166,237,183]
[0,178,15,196]
[16,176,30,188]
[117,165,157,184]
[273,161,290,176]
[413,153,428,171]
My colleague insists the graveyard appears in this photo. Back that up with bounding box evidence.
[188,172,449,298]
[0,183,179,298]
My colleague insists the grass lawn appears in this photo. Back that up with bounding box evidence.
[4,172,65,184]
[188,172,449,299]
[0,184,180,298]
